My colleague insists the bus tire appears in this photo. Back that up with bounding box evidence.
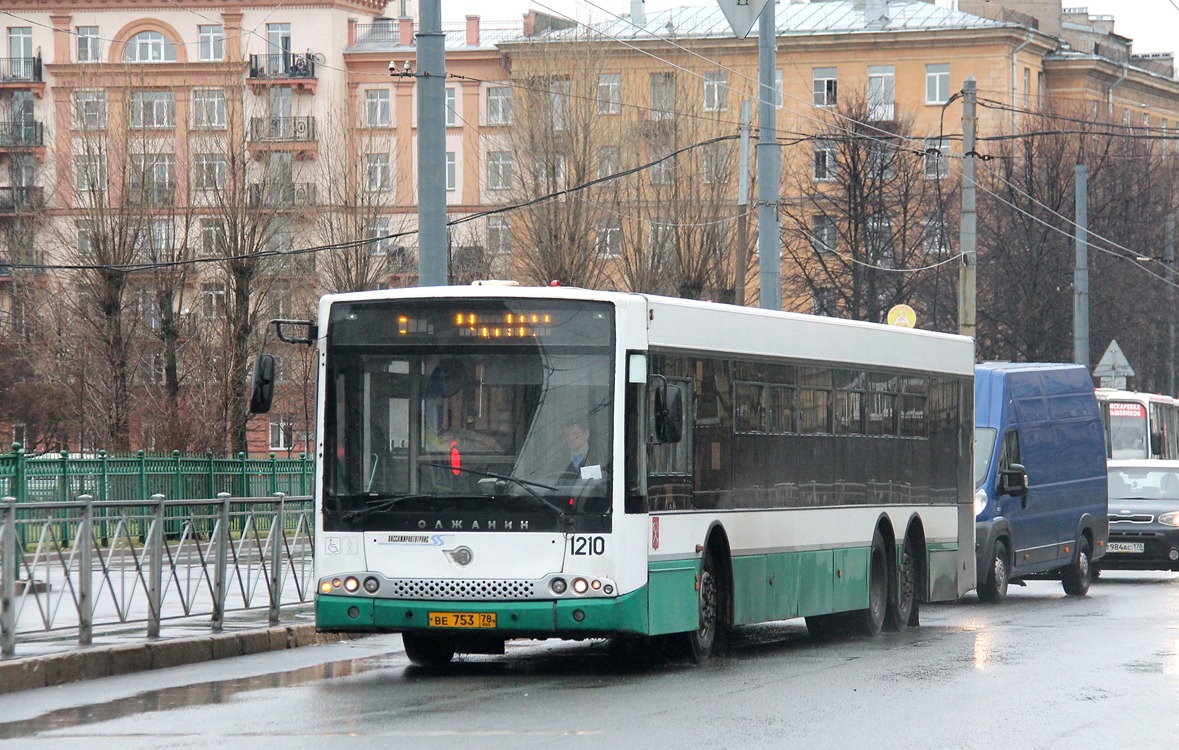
[978,539,1010,603]
[885,531,918,631]
[1062,535,1093,597]
[403,632,455,667]
[685,547,724,663]
[854,528,888,637]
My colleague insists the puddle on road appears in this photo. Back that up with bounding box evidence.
[0,656,388,739]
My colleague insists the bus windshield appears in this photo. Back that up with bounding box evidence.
[322,298,615,531]
[1108,401,1148,459]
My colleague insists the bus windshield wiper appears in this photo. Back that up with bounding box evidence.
[421,463,569,518]
[342,493,440,522]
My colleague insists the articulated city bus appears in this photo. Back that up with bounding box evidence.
[1096,389,1179,460]
[251,285,975,665]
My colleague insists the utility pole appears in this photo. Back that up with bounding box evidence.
[416,0,447,286]
[1074,164,1089,368]
[735,101,750,306]
[958,77,977,339]
[1167,215,1175,395]
[756,1,780,310]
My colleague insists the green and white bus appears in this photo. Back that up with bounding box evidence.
[252,285,975,665]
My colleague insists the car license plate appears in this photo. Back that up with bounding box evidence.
[1107,542,1145,553]
[427,611,496,628]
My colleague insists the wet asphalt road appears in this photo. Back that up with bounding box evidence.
[2,570,1178,749]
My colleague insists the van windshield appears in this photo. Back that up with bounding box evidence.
[974,428,997,488]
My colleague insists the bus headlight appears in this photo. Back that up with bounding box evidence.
[572,578,589,594]
[1159,511,1179,527]
[344,576,360,592]
[973,488,989,517]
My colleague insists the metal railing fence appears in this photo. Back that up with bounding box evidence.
[0,445,313,507]
[0,493,314,657]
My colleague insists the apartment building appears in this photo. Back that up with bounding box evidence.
[4,0,1179,457]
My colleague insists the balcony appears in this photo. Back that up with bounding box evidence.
[249,116,318,160]
[248,53,318,95]
[868,101,896,123]
[0,56,44,97]
[126,186,176,207]
[0,185,43,212]
[0,120,44,154]
[247,182,317,209]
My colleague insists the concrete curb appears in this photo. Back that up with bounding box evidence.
[0,625,366,695]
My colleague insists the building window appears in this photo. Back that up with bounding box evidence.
[193,153,227,191]
[536,153,566,190]
[192,88,226,129]
[77,26,101,63]
[445,152,456,191]
[1023,67,1030,108]
[269,415,294,451]
[76,220,98,256]
[649,221,674,263]
[701,142,729,184]
[867,65,895,120]
[812,287,837,316]
[366,219,390,256]
[596,219,621,258]
[549,77,570,131]
[704,71,728,112]
[122,31,178,63]
[129,91,175,129]
[487,151,514,190]
[924,137,950,179]
[598,73,621,115]
[923,214,950,255]
[199,25,224,61]
[133,219,175,263]
[597,146,620,180]
[74,90,107,130]
[267,218,293,255]
[650,142,674,186]
[487,86,512,125]
[199,218,224,256]
[811,215,836,255]
[366,89,391,127]
[812,141,836,181]
[201,283,225,319]
[650,72,675,119]
[75,154,107,198]
[365,153,391,192]
[488,216,511,255]
[445,87,458,126]
[925,64,950,105]
[813,67,838,107]
[8,28,32,79]
[775,69,783,109]
[129,153,175,204]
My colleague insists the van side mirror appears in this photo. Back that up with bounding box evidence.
[998,462,1028,498]
[249,354,276,414]
[653,383,683,444]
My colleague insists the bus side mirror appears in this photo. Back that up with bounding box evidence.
[654,384,683,444]
[249,354,276,414]
[998,463,1028,498]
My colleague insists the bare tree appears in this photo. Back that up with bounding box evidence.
[780,93,958,326]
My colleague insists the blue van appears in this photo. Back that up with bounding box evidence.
[974,363,1109,601]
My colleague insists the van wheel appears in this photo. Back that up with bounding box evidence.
[403,632,455,667]
[978,539,1009,603]
[1062,536,1092,596]
[886,532,918,631]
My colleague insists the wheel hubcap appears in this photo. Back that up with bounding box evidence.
[698,570,716,647]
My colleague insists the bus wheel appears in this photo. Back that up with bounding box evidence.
[685,548,723,663]
[1062,536,1093,597]
[886,532,918,631]
[855,529,888,637]
[403,632,455,667]
[978,539,1009,603]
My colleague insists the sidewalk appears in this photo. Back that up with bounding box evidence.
[0,606,366,695]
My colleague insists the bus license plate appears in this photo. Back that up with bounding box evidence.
[427,612,496,628]
[1107,542,1145,553]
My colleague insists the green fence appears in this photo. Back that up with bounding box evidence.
[0,445,314,504]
